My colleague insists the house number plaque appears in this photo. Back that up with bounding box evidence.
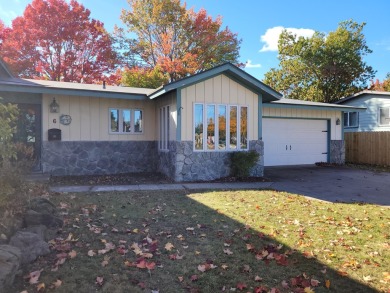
[60,114,72,125]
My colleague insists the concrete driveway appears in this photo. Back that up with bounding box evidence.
[265,165,390,206]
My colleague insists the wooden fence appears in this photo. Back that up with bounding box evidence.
[345,132,390,166]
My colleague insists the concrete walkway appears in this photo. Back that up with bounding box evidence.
[49,182,273,193]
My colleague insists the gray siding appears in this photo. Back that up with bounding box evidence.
[342,94,390,132]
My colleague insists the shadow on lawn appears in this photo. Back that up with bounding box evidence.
[11,189,381,293]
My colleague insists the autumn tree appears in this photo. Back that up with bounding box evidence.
[121,66,169,88]
[1,0,118,83]
[120,0,241,81]
[264,20,375,103]
[370,73,390,92]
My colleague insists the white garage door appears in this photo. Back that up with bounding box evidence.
[263,118,328,166]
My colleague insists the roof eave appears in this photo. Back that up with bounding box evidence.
[0,83,148,100]
[265,101,366,112]
[148,63,282,101]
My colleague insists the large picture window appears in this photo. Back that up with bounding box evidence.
[109,108,143,134]
[379,107,390,126]
[343,111,358,128]
[194,103,248,151]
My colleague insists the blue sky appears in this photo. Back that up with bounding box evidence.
[1,0,390,82]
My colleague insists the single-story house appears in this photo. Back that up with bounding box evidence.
[335,90,390,132]
[0,60,364,181]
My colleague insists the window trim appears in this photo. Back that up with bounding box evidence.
[159,105,170,151]
[193,102,249,152]
[343,111,359,128]
[378,106,390,126]
[108,108,143,134]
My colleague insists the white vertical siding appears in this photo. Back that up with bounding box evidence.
[42,94,156,141]
[180,74,259,141]
[154,91,177,142]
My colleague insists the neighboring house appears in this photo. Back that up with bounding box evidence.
[0,60,364,181]
[335,90,390,132]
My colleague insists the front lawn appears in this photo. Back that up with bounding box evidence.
[13,190,389,292]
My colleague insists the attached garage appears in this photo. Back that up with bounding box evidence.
[262,118,328,166]
[262,98,365,167]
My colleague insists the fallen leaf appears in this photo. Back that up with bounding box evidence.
[178,276,184,282]
[311,279,320,287]
[190,274,198,281]
[281,280,289,288]
[236,282,247,290]
[101,260,109,267]
[87,250,96,257]
[221,264,229,270]
[246,243,255,251]
[146,261,156,270]
[304,287,314,293]
[223,248,233,255]
[137,260,147,269]
[198,264,206,272]
[52,279,62,288]
[37,283,45,291]
[363,275,373,282]
[337,270,348,277]
[243,264,251,273]
[165,242,174,251]
[96,276,104,286]
[68,250,77,259]
[325,279,331,289]
[255,275,263,282]
[26,269,43,284]
[105,242,116,250]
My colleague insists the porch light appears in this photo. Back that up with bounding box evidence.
[49,98,59,113]
[336,118,341,125]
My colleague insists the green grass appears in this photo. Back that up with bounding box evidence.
[12,190,389,293]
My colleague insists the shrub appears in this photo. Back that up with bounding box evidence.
[0,99,34,196]
[230,151,259,177]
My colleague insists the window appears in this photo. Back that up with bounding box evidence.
[343,111,358,128]
[379,107,390,126]
[206,105,215,150]
[240,107,248,149]
[194,104,203,150]
[218,105,226,150]
[109,108,143,134]
[159,105,170,150]
[194,103,248,151]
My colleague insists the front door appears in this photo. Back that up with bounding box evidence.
[14,104,42,171]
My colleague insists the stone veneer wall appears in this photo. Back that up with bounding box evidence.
[42,141,157,176]
[157,140,264,182]
[330,140,345,164]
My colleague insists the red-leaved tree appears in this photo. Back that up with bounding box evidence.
[1,0,118,83]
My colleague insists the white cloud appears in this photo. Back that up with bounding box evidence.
[245,59,262,68]
[259,26,315,52]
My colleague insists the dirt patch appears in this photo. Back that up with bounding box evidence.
[50,172,174,186]
[50,172,271,186]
